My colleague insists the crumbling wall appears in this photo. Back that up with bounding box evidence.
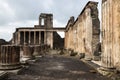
[102,0,120,69]
[65,1,100,59]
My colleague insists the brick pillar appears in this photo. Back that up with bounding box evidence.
[0,45,21,70]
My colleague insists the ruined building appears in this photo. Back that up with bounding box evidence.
[65,1,100,59]
[102,0,120,70]
[12,13,65,49]
[0,13,65,70]
[0,1,101,71]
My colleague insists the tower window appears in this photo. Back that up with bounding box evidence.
[41,18,44,25]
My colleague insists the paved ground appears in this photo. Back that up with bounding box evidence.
[5,55,109,80]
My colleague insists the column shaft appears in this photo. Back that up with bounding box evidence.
[34,31,36,44]
[29,31,31,44]
[39,32,41,44]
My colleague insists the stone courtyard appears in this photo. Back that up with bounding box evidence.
[4,55,109,80]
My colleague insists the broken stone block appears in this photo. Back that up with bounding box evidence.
[59,49,65,55]
[70,51,78,56]
[84,54,92,61]
[93,56,101,61]
[79,53,85,59]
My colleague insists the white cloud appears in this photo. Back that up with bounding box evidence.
[0,1,15,16]
[53,19,65,27]
[8,20,38,27]
[53,19,65,38]
[0,0,16,25]
[0,0,101,41]
[42,0,54,10]
[0,20,38,41]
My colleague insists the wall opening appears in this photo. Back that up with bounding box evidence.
[41,18,45,26]
[41,31,44,44]
[36,31,39,44]
[20,32,24,44]
[25,32,29,44]
[31,32,34,45]
[53,31,64,49]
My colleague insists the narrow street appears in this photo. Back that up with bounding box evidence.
[6,55,109,80]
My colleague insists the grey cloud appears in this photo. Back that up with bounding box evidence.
[0,0,100,40]
[0,0,100,26]
[0,0,93,26]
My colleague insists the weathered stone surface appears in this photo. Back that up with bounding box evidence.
[0,45,21,70]
[101,0,120,70]
[33,45,41,56]
[21,44,34,62]
[65,1,100,59]
[79,53,85,59]
[102,0,107,3]
[6,55,109,80]
[12,13,65,49]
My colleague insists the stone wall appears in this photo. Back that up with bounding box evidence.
[65,1,100,59]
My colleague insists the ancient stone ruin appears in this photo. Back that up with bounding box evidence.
[12,13,65,49]
[0,1,101,70]
[65,1,100,60]
[0,0,120,79]
[101,0,120,70]
[0,45,21,70]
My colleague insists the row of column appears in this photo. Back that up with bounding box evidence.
[17,31,45,45]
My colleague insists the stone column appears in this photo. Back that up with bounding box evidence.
[50,32,53,49]
[29,31,31,44]
[39,31,41,44]
[24,31,26,45]
[112,0,120,70]
[0,45,21,70]
[44,32,47,45]
[101,0,114,68]
[18,31,21,45]
[34,31,36,45]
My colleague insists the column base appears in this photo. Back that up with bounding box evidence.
[0,63,22,70]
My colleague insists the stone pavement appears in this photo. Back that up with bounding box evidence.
[5,55,109,80]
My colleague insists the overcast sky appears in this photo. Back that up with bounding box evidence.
[0,0,101,41]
